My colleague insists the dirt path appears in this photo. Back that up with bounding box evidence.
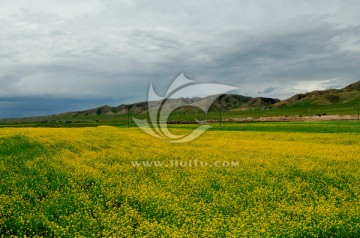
[225,115,360,122]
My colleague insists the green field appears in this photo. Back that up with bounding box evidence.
[1,99,360,126]
[0,122,359,237]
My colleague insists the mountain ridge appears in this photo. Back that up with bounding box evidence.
[1,80,359,123]
[62,94,280,117]
[67,79,360,117]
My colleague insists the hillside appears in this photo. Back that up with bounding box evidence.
[40,79,360,119]
[1,80,359,124]
[55,94,279,117]
[275,80,360,108]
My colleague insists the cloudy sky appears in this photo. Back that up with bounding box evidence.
[1,0,360,118]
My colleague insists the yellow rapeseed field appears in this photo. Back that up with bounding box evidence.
[0,126,359,237]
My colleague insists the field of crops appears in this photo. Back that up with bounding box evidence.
[0,123,359,237]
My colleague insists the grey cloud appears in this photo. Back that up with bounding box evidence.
[259,87,277,95]
[0,74,22,96]
[1,1,360,117]
[0,96,125,118]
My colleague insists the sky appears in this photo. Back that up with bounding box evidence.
[1,0,360,118]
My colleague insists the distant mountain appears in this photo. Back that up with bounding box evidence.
[274,80,360,108]
[58,94,280,117]
[1,80,359,123]
[61,80,360,118]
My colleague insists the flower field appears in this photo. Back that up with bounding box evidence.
[0,125,359,237]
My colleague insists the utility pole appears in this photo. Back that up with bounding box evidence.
[358,108,359,123]
[308,106,311,123]
[219,106,222,127]
[127,105,130,128]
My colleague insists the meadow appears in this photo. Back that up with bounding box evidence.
[0,122,359,237]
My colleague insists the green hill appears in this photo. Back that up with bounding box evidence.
[1,80,360,125]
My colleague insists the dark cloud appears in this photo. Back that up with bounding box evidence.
[1,1,360,117]
[259,87,277,95]
[0,97,124,118]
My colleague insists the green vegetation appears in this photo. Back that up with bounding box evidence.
[1,80,360,125]
[170,121,360,133]
[1,101,359,126]
[0,126,359,236]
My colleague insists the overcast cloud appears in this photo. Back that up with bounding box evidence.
[1,0,360,117]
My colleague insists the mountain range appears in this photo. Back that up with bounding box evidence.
[1,80,360,123]
[63,80,360,116]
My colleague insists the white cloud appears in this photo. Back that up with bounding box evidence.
[0,0,105,19]
[291,79,343,93]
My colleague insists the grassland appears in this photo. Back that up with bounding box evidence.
[0,123,359,237]
[1,99,359,126]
